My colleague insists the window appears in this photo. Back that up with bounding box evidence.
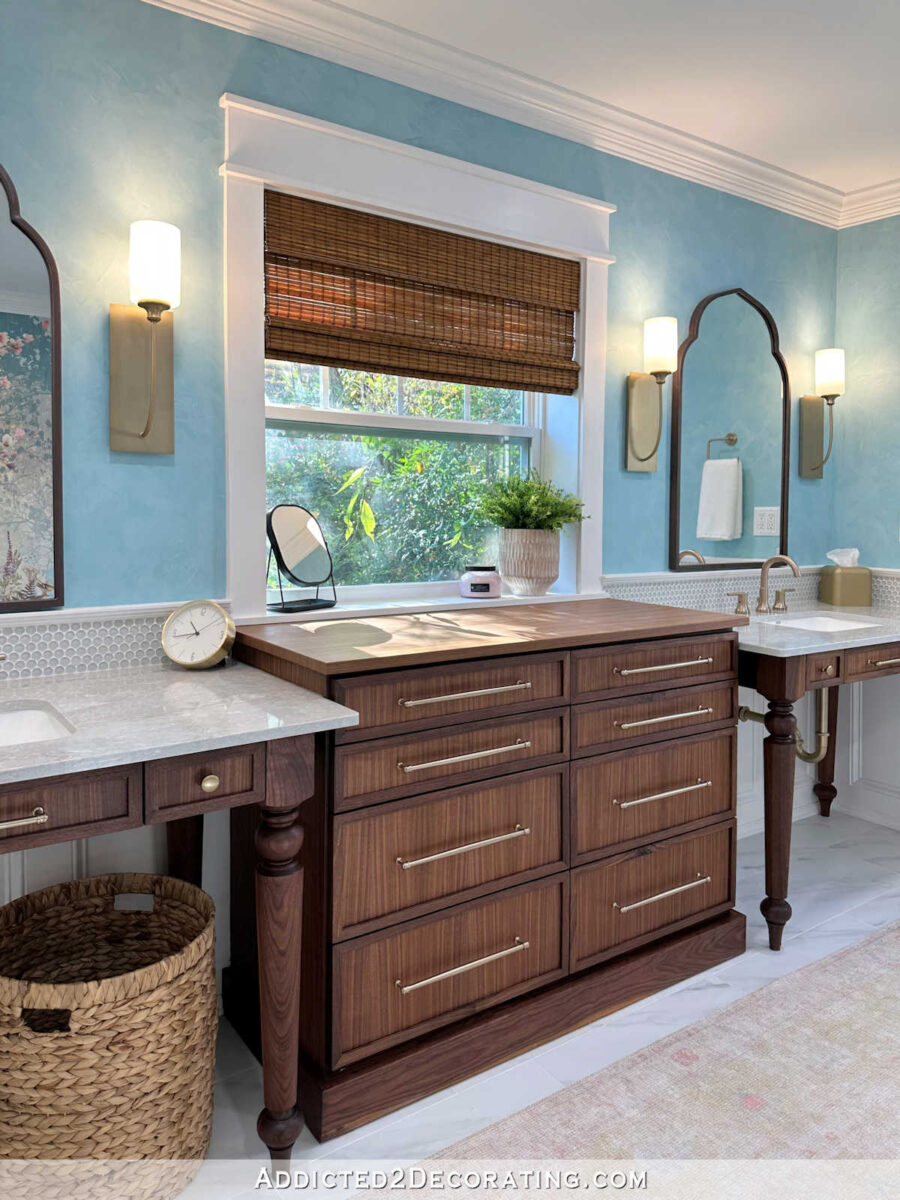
[265,363,539,589]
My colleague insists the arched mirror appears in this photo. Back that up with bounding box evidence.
[266,503,336,612]
[669,288,790,570]
[0,164,62,610]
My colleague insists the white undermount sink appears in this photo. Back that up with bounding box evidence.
[768,615,880,633]
[0,701,75,747]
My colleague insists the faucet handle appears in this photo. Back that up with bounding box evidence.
[773,588,796,614]
[726,591,750,616]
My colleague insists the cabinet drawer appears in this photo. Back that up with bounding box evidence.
[844,643,900,681]
[572,729,736,862]
[334,710,569,811]
[333,765,568,938]
[144,744,265,822]
[334,652,569,742]
[571,823,734,970]
[573,634,736,701]
[0,766,142,852]
[332,874,567,1065]
[573,682,736,756]
[806,652,841,686]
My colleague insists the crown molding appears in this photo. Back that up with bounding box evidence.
[144,0,900,230]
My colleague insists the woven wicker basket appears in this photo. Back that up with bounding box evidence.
[0,873,217,1174]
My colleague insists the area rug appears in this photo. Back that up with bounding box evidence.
[434,922,900,1161]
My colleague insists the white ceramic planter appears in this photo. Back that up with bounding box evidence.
[498,528,560,596]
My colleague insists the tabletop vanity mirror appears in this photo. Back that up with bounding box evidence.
[266,502,337,612]
[0,164,63,610]
[669,288,790,570]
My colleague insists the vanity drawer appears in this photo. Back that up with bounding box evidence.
[144,744,265,821]
[334,710,569,811]
[844,643,900,682]
[332,765,568,938]
[0,766,142,851]
[571,823,735,970]
[572,681,736,756]
[806,652,841,686]
[573,634,736,701]
[572,729,736,862]
[332,874,567,1066]
[333,652,569,742]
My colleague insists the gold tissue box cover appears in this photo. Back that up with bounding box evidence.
[819,566,872,607]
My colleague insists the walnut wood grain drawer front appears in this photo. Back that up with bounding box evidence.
[573,681,736,756]
[332,765,568,939]
[0,766,142,852]
[332,874,567,1066]
[333,651,569,742]
[572,729,736,862]
[844,642,900,681]
[334,710,569,811]
[144,743,265,822]
[573,633,736,701]
[571,823,735,971]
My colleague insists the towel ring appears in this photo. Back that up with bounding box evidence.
[706,432,738,459]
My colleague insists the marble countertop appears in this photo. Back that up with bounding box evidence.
[738,604,900,657]
[0,661,358,787]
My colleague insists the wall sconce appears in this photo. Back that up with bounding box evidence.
[109,220,181,453]
[799,347,845,478]
[626,316,678,472]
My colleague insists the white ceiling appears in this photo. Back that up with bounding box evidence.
[143,0,900,225]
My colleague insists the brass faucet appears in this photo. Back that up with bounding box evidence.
[756,555,800,614]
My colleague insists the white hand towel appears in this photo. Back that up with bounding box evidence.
[696,457,742,541]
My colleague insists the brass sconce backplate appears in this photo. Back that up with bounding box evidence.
[109,303,174,454]
[799,394,825,478]
[626,371,660,472]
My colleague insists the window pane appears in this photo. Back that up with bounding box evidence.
[265,360,322,407]
[402,377,464,420]
[470,386,524,424]
[266,422,530,585]
[329,367,398,414]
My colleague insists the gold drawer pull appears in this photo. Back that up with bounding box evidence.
[0,807,49,832]
[398,681,532,708]
[395,936,529,995]
[613,656,714,677]
[614,872,711,914]
[200,774,220,794]
[397,824,531,870]
[398,738,531,774]
[615,705,714,731]
[867,657,900,669]
[614,779,711,809]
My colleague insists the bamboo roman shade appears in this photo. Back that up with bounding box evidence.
[264,191,581,394]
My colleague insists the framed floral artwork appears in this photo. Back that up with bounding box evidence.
[0,163,62,611]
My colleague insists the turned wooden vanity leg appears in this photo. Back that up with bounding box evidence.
[813,686,840,817]
[255,735,315,1164]
[761,699,797,951]
[166,814,204,886]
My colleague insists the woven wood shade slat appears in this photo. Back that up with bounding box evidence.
[264,191,581,395]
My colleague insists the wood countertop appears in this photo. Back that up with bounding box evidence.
[236,598,746,677]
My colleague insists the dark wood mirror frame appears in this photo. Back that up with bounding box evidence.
[0,162,63,611]
[668,287,790,572]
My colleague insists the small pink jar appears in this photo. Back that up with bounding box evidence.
[459,565,502,599]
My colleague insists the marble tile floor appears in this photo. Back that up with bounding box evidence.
[195,813,900,1195]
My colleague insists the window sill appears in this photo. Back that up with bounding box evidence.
[238,589,610,625]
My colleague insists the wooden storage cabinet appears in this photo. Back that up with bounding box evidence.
[332,874,568,1066]
[571,823,735,970]
[332,765,568,938]
[572,729,736,861]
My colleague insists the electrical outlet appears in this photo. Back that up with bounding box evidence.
[754,507,780,537]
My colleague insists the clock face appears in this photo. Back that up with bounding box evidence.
[161,601,235,669]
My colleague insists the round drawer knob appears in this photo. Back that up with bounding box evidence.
[820,664,835,677]
[200,774,220,794]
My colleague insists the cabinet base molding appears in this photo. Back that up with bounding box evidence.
[294,910,745,1141]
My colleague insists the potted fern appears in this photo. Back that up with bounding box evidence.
[479,472,585,596]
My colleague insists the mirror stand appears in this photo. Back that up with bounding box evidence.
[267,547,337,613]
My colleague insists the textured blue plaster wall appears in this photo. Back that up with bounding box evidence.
[0,0,838,603]
[835,217,900,568]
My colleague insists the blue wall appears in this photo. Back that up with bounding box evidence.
[0,0,839,604]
